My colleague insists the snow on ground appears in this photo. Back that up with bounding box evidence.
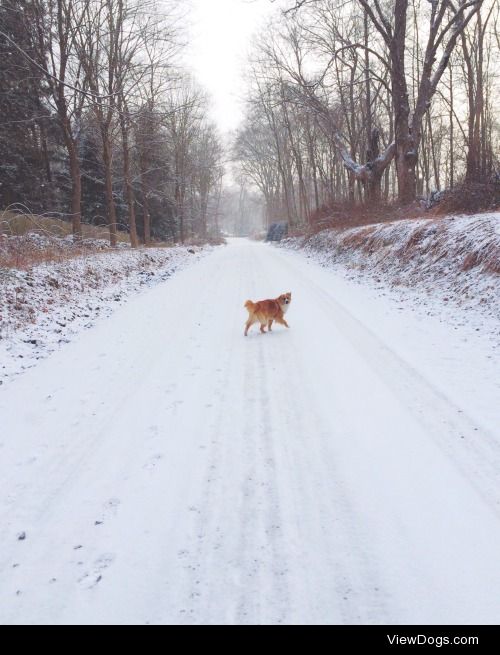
[0,244,210,385]
[0,238,499,624]
[279,212,500,330]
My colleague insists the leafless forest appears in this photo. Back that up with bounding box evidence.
[1,0,499,243]
[0,0,224,245]
[233,0,500,229]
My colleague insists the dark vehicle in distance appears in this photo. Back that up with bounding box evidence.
[266,222,288,242]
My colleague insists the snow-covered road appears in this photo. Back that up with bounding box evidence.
[1,238,499,625]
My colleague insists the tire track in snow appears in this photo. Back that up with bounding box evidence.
[251,245,391,624]
[175,246,292,624]
[235,332,291,624]
[174,249,254,624]
[272,247,500,519]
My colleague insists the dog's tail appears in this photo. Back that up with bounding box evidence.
[244,300,255,312]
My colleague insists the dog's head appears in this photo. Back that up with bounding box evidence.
[278,292,292,306]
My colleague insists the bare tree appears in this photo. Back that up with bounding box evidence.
[358,0,483,202]
[30,0,90,239]
[270,0,484,203]
[461,2,497,182]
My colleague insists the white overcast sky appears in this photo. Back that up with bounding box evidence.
[186,0,278,134]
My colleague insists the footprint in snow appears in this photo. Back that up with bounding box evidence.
[103,497,121,514]
[143,453,164,470]
[94,498,121,525]
[78,553,116,589]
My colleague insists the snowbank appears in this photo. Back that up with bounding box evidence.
[0,231,130,270]
[0,245,211,384]
[278,213,500,320]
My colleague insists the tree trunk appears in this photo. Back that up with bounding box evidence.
[101,134,118,247]
[427,112,440,190]
[365,129,382,203]
[141,179,151,246]
[142,196,151,245]
[175,180,184,244]
[70,154,82,240]
[449,64,454,188]
[119,107,138,248]
[392,0,417,204]
[64,134,82,241]
[60,108,82,239]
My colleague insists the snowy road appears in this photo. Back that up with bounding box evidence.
[1,238,499,625]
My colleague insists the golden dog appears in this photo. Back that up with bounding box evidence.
[244,292,292,336]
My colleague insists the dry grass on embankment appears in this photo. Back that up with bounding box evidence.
[1,210,131,269]
[279,212,500,312]
[335,213,500,277]
[0,210,132,240]
[290,182,500,237]
[0,210,224,270]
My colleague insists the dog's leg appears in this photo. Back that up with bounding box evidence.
[268,320,273,332]
[275,316,290,329]
[260,324,267,333]
[244,317,256,336]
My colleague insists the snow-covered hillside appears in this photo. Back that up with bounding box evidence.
[279,212,500,322]
[0,245,210,384]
